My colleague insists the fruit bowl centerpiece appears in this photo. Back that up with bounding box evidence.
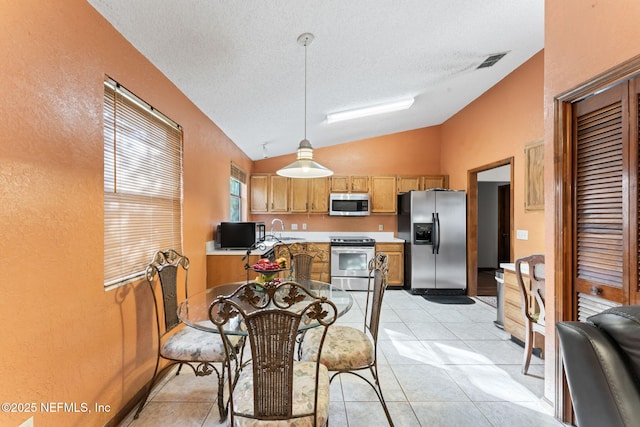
[249,257,288,283]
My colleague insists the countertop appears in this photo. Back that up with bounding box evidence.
[500,262,530,275]
[207,231,404,256]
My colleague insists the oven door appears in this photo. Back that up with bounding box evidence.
[330,247,374,277]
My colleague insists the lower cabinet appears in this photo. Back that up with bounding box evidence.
[274,242,330,282]
[503,269,545,351]
[207,254,260,288]
[375,242,404,287]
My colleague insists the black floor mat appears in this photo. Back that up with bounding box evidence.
[422,295,476,305]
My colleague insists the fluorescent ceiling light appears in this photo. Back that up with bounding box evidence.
[326,97,415,124]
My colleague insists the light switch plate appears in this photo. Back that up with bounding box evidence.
[379,224,384,231]
[291,224,298,230]
[516,229,528,240]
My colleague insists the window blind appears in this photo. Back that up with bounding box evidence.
[103,79,183,287]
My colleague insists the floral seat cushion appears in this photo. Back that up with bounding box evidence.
[231,361,330,427]
[301,326,374,370]
[161,325,228,362]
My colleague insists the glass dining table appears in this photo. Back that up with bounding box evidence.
[178,280,354,335]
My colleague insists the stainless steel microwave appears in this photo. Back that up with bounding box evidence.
[215,221,266,249]
[329,193,371,216]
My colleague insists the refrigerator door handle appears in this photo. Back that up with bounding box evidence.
[431,212,439,254]
[434,212,441,254]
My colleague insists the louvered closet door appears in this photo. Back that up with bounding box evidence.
[573,81,630,311]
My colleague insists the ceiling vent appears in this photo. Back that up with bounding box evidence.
[477,52,508,69]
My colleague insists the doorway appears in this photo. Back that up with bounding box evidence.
[467,158,514,297]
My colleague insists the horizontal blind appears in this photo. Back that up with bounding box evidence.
[231,162,247,184]
[575,101,624,288]
[104,80,183,287]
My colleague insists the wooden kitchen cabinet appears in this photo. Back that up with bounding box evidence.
[503,269,544,351]
[397,176,422,193]
[376,242,404,287]
[274,242,330,281]
[250,174,290,213]
[371,176,397,213]
[289,179,310,213]
[397,175,449,193]
[289,177,329,213]
[269,175,289,212]
[207,254,259,288]
[309,178,330,213]
[422,175,449,190]
[330,175,369,193]
[250,174,269,213]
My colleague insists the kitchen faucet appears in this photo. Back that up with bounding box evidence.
[270,218,285,238]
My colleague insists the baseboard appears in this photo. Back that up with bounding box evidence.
[509,335,543,358]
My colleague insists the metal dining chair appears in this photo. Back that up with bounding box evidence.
[209,281,337,426]
[135,249,232,420]
[299,252,394,426]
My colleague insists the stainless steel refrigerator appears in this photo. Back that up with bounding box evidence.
[398,190,467,293]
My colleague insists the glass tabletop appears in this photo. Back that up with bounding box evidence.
[178,280,353,335]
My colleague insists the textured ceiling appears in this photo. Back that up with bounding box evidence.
[88,0,544,160]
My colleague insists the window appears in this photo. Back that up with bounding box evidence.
[230,178,241,221]
[103,78,183,288]
[230,163,247,221]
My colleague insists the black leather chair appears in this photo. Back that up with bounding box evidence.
[556,305,640,427]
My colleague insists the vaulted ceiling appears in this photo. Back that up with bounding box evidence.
[88,0,544,160]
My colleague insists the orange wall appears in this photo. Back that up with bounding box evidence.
[441,51,545,260]
[0,1,251,425]
[543,0,640,405]
[252,127,442,232]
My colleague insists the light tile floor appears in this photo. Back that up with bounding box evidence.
[119,290,565,427]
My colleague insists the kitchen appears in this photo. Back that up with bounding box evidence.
[5,1,635,426]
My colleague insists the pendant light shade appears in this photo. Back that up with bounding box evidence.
[277,33,333,179]
[276,139,333,178]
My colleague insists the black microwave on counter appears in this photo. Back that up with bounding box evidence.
[215,221,266,249]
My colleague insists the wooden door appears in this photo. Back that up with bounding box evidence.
[572,81,628,310]
[498,184,511,263]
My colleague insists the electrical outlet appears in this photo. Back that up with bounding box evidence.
[516,229,528,240]
[302,223,307,230]
[291,224,298,230]
[379,224,384,231]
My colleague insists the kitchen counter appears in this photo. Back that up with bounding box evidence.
[500,262,529,275]
[206,231,404,255]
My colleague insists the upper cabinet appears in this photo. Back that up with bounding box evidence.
[397,175,449,193]
[371,176,397,213]
[250,174,289,213]
[250,175,269,213]
[289,177,329,213]
[250,173,449,214]
[330,175,369,193]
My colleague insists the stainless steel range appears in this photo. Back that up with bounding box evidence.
[330,236,376,291]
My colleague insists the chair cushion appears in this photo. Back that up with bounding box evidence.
[231,361,330,427]
[301,326,374,371]
[160,325,228,362]
[589,305,640,381]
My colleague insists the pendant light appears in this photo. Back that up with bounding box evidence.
[277,33,333,178]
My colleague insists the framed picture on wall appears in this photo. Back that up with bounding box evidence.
[525,139,544,211]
